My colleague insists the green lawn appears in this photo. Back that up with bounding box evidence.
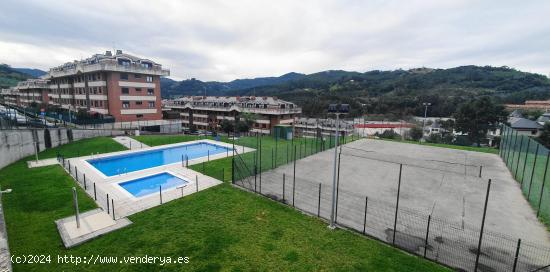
[0,138,448,271]
[502,133,550,229]
[38,136,128,159]
[378,138,499,154]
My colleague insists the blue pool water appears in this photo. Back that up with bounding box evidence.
[119,173,188,197]
[88,142,230,176]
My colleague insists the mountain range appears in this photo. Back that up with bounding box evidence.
[161,66,550,117]
[3,64,550,118]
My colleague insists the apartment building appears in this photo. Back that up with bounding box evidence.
[163,96,301,134]
[294,117,355,137]
[0,50,169,122]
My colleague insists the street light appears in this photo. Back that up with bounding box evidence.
[422,102,431,140]
[328,103,349,229]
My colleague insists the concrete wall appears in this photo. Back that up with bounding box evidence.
[0,128,124,170]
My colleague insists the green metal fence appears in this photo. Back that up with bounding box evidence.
[500,125,550,224]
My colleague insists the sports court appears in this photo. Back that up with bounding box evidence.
[241,138,550,271]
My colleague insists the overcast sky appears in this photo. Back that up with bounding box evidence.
[1,0,549,81]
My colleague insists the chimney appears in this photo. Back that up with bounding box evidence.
[116,49,122,55]
[105,50,112,56]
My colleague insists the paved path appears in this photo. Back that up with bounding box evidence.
[113,136,149,150]
[27,158,58,168]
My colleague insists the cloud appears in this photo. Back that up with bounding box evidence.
[0,0,549,81]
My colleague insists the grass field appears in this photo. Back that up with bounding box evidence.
[379,138,499,154]
[0,137,448,271]
[501,133,550,228]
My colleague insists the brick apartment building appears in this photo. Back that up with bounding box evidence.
[0,50,169,122]
[163,96,301,134]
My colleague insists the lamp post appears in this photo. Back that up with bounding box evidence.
[328,103,349,229]
[422,102,431,140]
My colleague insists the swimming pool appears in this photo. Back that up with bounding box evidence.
[119,172,188,197]
[88,142,230,177]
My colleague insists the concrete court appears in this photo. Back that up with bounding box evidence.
[261,138,549,242]
[245,140,550,271]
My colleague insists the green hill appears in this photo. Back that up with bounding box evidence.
[0,64,32,88]
[162,65,550,118]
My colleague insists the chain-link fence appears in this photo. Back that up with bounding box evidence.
[232,144,550,272]
[500,125,550,225]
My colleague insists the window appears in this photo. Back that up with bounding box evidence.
[148,101,155,108]
[121,88,129,94]
[93,87,97,94]
[122,101,130,108]
[135,88,142,92]
[98,87,102,94]
[146,76,153,82]
[134,74,141,78]
[147,88,154,95]
[136,114,143,118]
[120,73,129,80]
[135,101,143,105]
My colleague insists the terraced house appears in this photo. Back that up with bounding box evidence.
[1,50,170,122]
[163,96,301,134]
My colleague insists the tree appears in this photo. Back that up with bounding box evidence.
[538,123,550,147]
[408,126,423,141]
[453,97,506,146]
[220,119,234,134]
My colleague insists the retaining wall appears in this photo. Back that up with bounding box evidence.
[0,129,125,170]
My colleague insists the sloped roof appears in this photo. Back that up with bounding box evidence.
[510,118,542,129]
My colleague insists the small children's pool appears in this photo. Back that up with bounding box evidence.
[118,172,188,198]
[88,142,230,177]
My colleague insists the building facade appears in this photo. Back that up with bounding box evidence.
[163,96,301,134]
[505,100,550,112]
[0,50,169,122]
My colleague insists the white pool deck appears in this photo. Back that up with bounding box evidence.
[113,136,149,150]
[63,139,254,218]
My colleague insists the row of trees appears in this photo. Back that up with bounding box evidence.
[374,97,507,147]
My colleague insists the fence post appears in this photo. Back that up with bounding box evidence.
[506,131,518,166]
[527,144,540,199]
[182,155,184,167]
[520,138,531,184]
[392,164,403,245]
[283,174,286,202]
[196,175,199,192]
[335,152,341,221]
[424,215,432,258]
[537,152,550,217]
[474,179,492,272]
[363,196,368,234]
[106,193,110,214]
[75,167,78,181]
[208,150,210,161]
[186,155,189,167]
[512,239,521,272]
[93,182,97,200]
[293,146,297,207]
[317,183,322,217]
[513,134,524,177]
[254,152,257,192]
[111,199,115,220]
[259,137,262,191]
[159,186,162,204]
[478,165,482,178]
[83,174,87,190]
